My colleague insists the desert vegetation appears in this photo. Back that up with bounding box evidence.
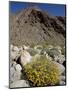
[10,44,65,88]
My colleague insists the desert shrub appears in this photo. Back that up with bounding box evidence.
[47,48,60,57]
[27,49,39,56]
[23,55,60,86]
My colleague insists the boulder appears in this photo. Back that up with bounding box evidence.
[10,50,20,60]
[59,81,65,85]
[10,80,30,88]
[10,67,22,82]
[10,62,22,82]
[60,76,65,81]
[53,61,65,74]
[20,50,32,66]
[15,64,22,72]
[13,46,19,52]
[54,54,65,64]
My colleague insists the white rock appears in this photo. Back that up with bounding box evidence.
[10,80,29,88]
[60,76,65,81]
[23,45,30,50]
[10,68,22,82]
[20,50,32,66]
[19,46,23,51]
[58,55,65,64]
[55,46,62,54]
[34,45,43,50]
[10,63,22,82]
[15,64,22,71]
[13,46,19,52]
[54,55,65,64]
[54,55,59,62]
[10,44,13,51]
[53,61,65,74]
[10,51,19,60]
[59,81,65,85]
[44,51,47,55]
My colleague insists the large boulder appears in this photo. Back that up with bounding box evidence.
[10,67,22,82]
[10,80,30,88]
[10,61,22,83]
[53,61,65,74]
[10,45,21,61]
[20,50,32,66]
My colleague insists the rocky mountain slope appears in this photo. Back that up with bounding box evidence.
[10,7,66,46]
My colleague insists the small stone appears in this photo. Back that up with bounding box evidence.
[59,81,65,85]
[54,54,65,64]
[48,45,53,49]
[34,45,43,50]
[15,64,22,71]
[60,76,65,81]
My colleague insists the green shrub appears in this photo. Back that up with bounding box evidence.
[24,55,60,86]
[28,49,38,56]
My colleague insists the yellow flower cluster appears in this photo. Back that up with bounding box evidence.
[24,55,60,86]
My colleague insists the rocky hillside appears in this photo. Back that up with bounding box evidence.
[10,44,65,88]
[10,7,66,46]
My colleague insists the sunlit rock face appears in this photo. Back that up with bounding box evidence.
[20,50,32,66]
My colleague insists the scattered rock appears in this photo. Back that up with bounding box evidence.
[59,81,65,85]
[15,64,22,71]
[10,80,30,88]
[10,67,22,82]
[34,45,43,50]
[60,76,65,81]
[10,44,66,86]
[53,61,65,74]
[54,54,65,64]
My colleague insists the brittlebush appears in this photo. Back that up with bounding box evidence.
[24,55,60,86]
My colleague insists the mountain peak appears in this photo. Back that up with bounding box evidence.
[10,7,65,46]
